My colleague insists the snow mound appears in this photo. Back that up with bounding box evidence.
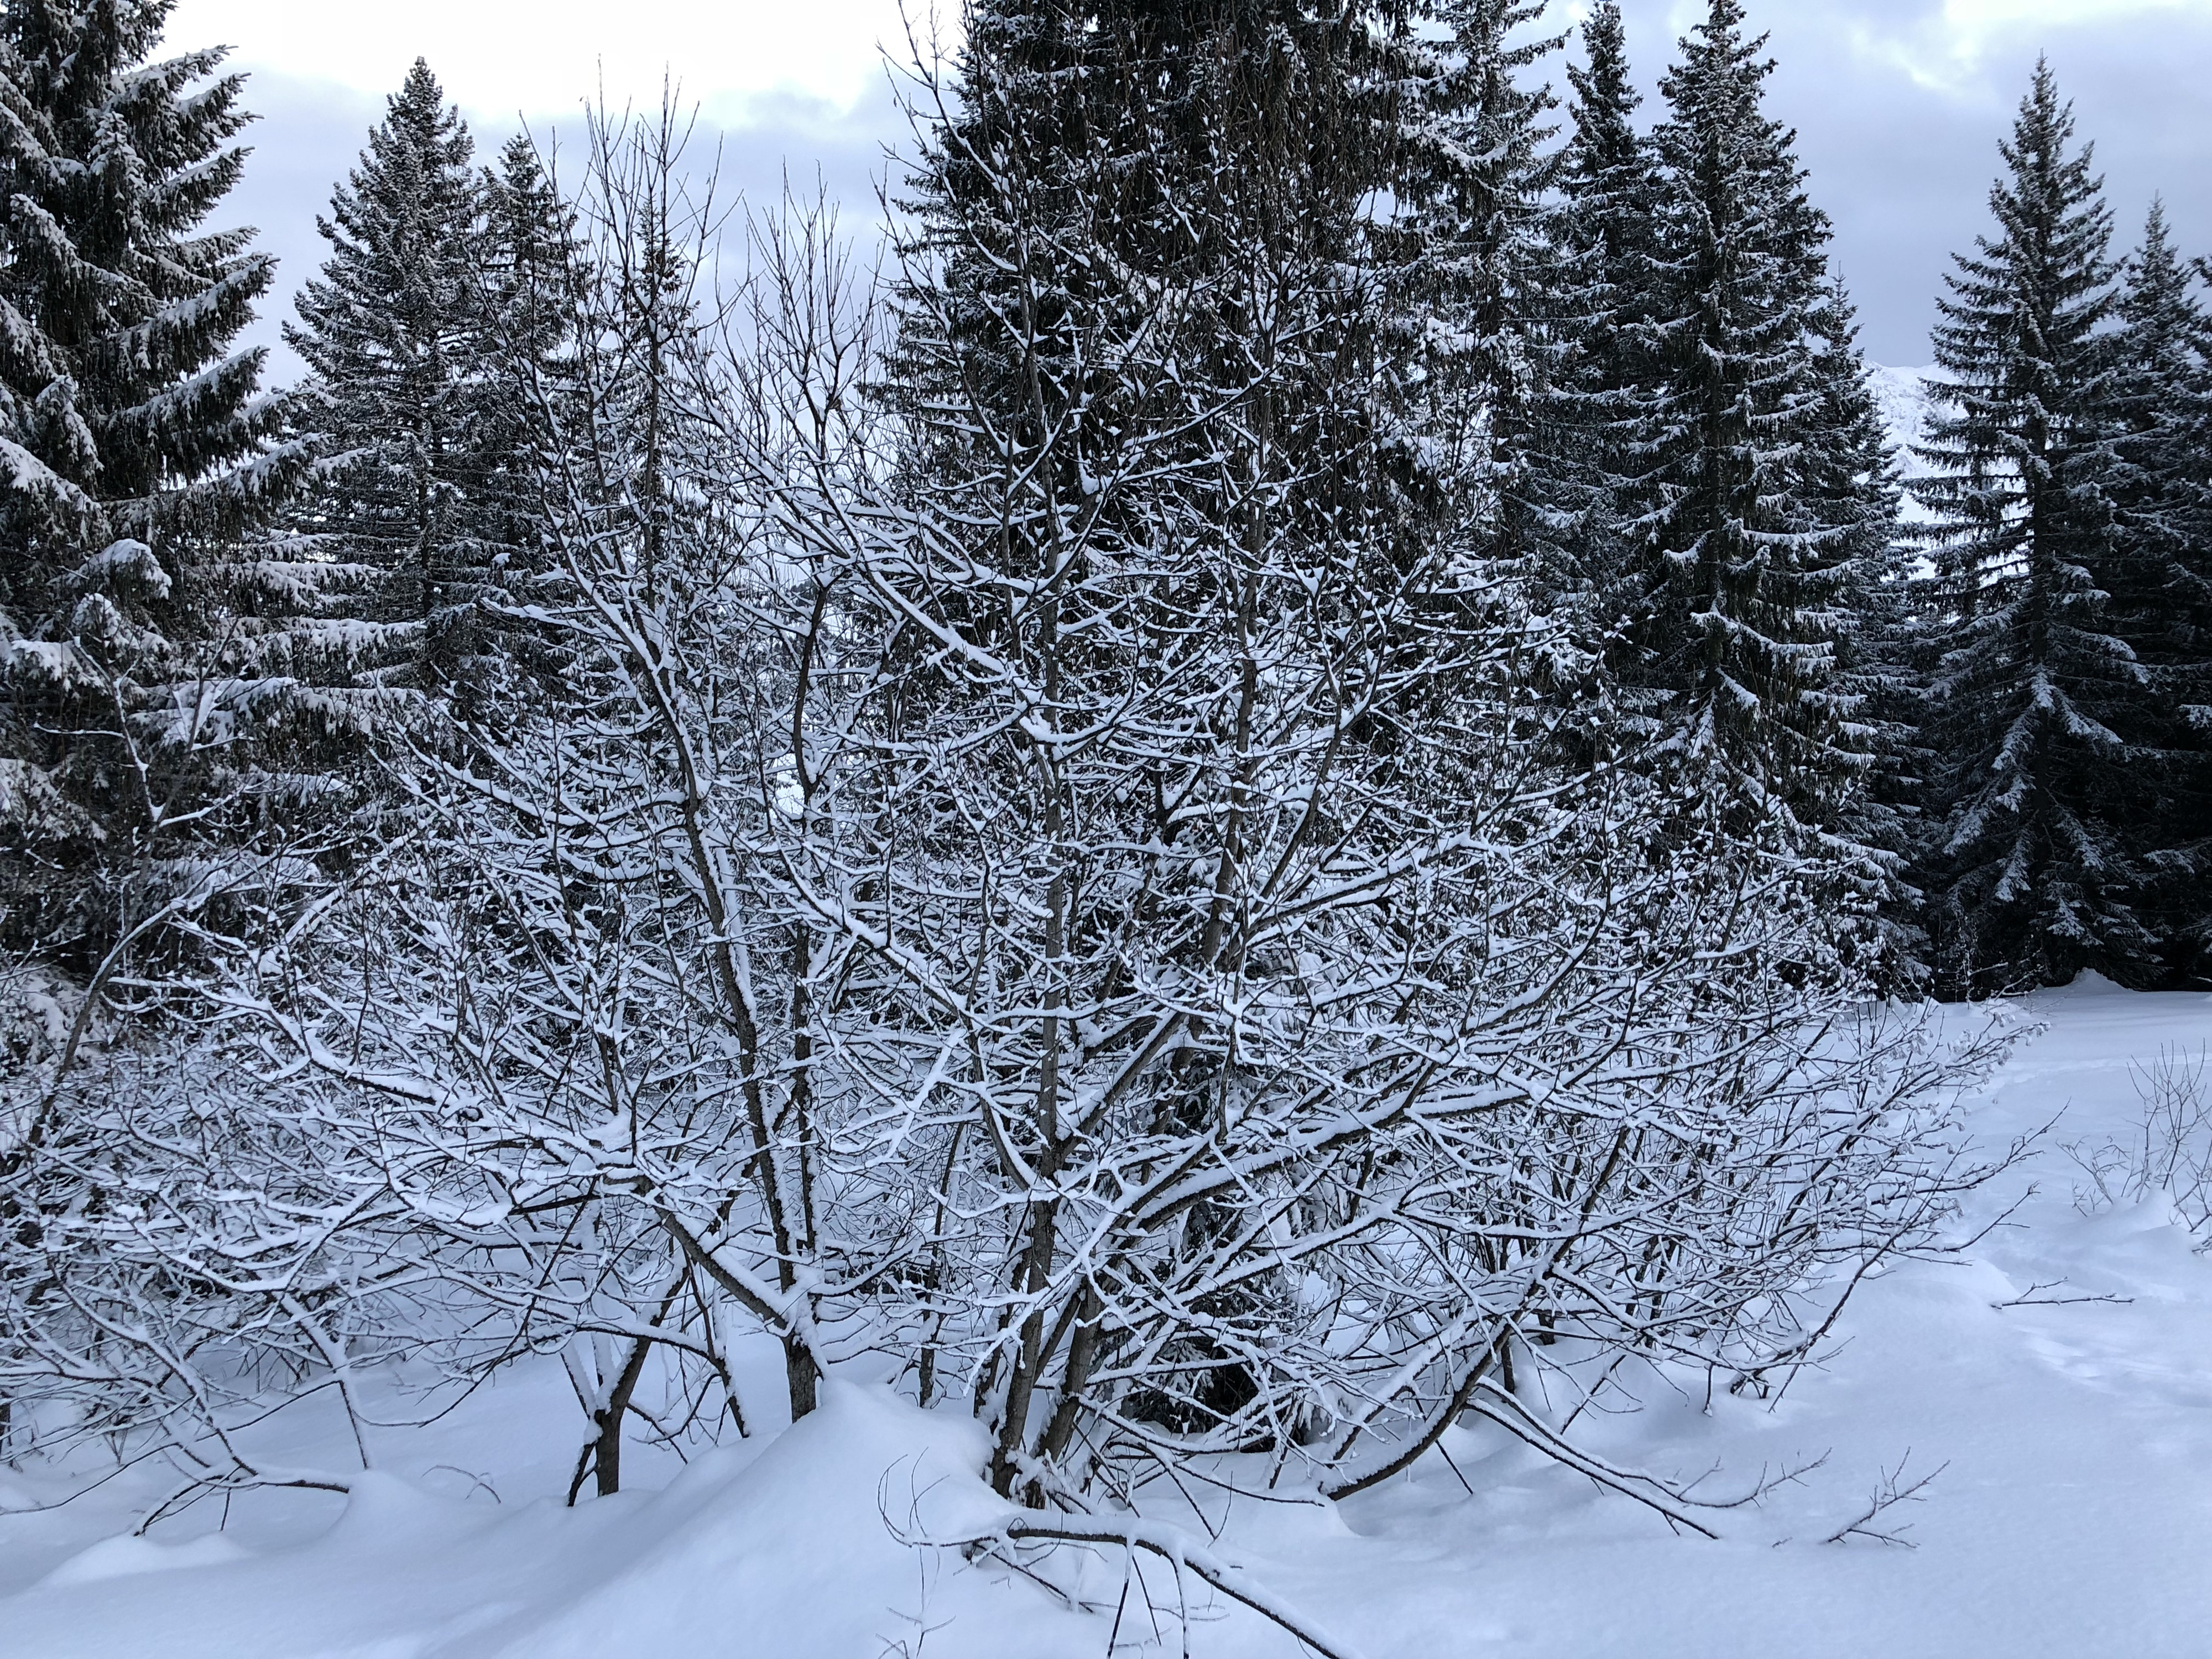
[0,1384,1100,1659]
[485,1381,1084,1659]
[40,1532,249,1588]
[1,989,2209,1658]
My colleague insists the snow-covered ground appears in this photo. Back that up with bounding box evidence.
[2,978,2208,1659]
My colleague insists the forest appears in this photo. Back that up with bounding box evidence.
[1,1,2208,1650]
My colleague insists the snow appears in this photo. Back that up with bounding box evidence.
[39,1532,249,1588]
[64,539,170,601]
[3,978,2208,1659]
[1869,363,1950,524]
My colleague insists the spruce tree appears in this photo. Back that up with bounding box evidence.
[1522,0,1664,637]
[1394,0,1559,581]
[1914,61,2158,993]
[0,0,292,969]
[1612,0,1894,840]
[2100,201,2212,980]
[468,131,583,684]
[284,60,501,692]
[888,0,1452,732]
[1812,272,1924,968]
[898,1,1416,525]
[483,133,582,384]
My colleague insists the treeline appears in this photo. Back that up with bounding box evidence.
[0,0,2186,1545]
[4,4,2206,1008]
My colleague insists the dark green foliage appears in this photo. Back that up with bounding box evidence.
[1617,0,1892,835]
[2099,201,2212,980]
[1520,0,1898,869]
[1392,0,1561,564]
[0,0,301,969]
[283,59,506,693]
[1913,61,2163,993]
[473,132,581,589]
[1520,0,1662,629]
[1808,280,1924,972]
[0,0,278,575]
[897,0,1422,546]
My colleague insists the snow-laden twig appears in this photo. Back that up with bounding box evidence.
[910,1509,1368,1659]
[1822,1452,1948,1547]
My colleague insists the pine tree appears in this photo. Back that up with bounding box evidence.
[0,0,294,969]
[284,60,500,692]
[1616,0,1893,837]
[477,133,581,559]
[896,0,1421,556]
[466,131,583,696]
[1914,61,2158,993]
[1392,0,1559,577]
[2100,201,2212,980]
[1521,0,1664,637]
[1811,272,1924,972]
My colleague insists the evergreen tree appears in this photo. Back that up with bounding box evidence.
[1522,0,1664,637]
[2100,201,2212,980]
[0,0,294,969]
[1812,272,1924,969]
[896,0,1420,549]
[452,129,585,709]
[1618,0,1893,836]
[1914,61,2157,993]
[1393,0,1559,581]
[284,60,501,692]
[476,132,582,577]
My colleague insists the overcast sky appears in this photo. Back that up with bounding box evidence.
[168,0,2212,377]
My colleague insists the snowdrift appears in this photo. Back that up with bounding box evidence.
[2,979,2208,1659]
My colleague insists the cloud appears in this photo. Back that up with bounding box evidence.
[1610,0,2212,361]
[224,65,910,386]
[194,0,2212,381]
[167,0,943,123]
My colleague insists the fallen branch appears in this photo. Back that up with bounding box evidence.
[1464,1380,1724,1538]
[921,1509,1366,1659]
[1990,1279,2133,1309]
[1822,1452,1946,1547]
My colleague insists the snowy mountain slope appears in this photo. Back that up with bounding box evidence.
[1868,363,1943,482]
[1869,362,1950,526]
[2,981,2206,1659]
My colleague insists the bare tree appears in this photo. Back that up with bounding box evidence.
[3,50,2012,1548]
